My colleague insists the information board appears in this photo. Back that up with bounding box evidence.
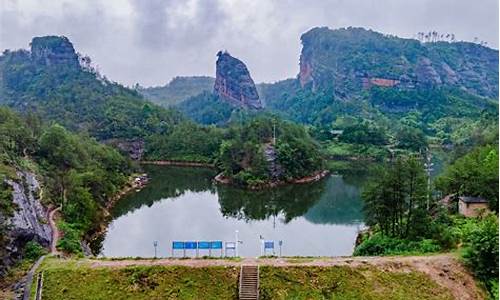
[172,241,184,249]
[184,241,197,249]
[210,241,223,249]
[198,241,210,249]
[264,241,274,249]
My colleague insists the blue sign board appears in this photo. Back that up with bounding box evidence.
[198,241,210,249]
[172,241,184,249]
[210,241,223,249]
[264,241,274,249]
[185,241,197,249]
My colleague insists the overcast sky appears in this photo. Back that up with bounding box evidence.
[1,0,498,87]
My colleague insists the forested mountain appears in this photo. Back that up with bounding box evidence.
[137,76,214,107]
[0,36,182,140]
[164,27,497,158]
[297,27,498,98]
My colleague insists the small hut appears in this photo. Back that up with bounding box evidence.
[458,196,490,217]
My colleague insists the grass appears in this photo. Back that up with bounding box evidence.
[32,257,463,300]
[36,260,238,300]
[259,266,455,300]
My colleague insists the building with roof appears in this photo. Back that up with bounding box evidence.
[458,196,490,217]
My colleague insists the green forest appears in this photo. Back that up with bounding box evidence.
[0,29,498,299]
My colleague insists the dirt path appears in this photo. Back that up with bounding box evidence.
[48,206,61,254]
[89,254,485,300]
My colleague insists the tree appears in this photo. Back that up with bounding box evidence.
[436,145,499,211]
[362,155,428,239]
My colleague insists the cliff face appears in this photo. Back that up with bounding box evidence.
[1,171,52,276]
[298,27,499,98]
[214,51,262,109]
[30,36,80,68]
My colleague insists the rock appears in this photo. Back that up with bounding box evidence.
[416,57,442,86]
[214,51,262,109]
[0,171,52,277]
[104,138,145,160]
[30,36,79,68]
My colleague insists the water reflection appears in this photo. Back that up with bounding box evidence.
[217,179,326,223]
[99,165,367,257]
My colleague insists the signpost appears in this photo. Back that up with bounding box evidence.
[211,241,223,257]
[171,240,227,258]
[172,241,185,257]
[264,241,275,256]
[225,241,236,257]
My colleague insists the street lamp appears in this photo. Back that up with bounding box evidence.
[153,241,158,258]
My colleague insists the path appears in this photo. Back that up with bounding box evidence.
[89,254,483,300]
[48,206,61,254]
[20,206,61,300]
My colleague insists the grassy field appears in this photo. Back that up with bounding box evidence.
[38,263,238,299]
[30,257,467,300]
[259,265,455,300]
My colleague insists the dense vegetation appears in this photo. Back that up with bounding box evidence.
[0,106,133,255]
[435,144,499,210]
[217,117,324,187]
[355,143,499,297]
[0,44,182,140]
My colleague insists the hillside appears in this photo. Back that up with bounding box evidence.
[297,27,498,98]
[138,76,214,107]
[0,36,182,140]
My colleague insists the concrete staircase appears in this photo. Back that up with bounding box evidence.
[239,265,259,300]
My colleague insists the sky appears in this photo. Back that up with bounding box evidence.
[1,0,498,87]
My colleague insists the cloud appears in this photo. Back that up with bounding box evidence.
[1,0,498,86]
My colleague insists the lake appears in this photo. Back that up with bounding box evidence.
[98,165,366,258]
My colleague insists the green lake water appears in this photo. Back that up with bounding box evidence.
[99,165,366,257]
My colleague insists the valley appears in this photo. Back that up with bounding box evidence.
[0,15,497,300]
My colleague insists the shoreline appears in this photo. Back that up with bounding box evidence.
[85,174,149,252]
[214,170,330,190]
[141,160,214,168]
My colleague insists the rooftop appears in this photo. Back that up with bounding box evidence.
[459,196,488,204]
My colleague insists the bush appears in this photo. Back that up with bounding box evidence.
[57,222,83,254]
[461,214,498,294]
[353,233,441,256]
[24,240,47,260]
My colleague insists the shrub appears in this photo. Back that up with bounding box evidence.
[461,214,498,294]
[24,240,47,260]
[57,222,83,254]
[353,233,441,256]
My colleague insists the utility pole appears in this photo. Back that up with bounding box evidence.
[423,148,434,210]
[272,120,276,145]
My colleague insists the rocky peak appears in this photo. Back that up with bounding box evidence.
[214,51,262,109]
[30,36,79,68]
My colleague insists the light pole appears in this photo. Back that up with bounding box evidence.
[235,230,239,257]
[153,241,158,258]
[423,148,434,210]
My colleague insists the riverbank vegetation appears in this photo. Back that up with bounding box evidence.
[0,107,134,256]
